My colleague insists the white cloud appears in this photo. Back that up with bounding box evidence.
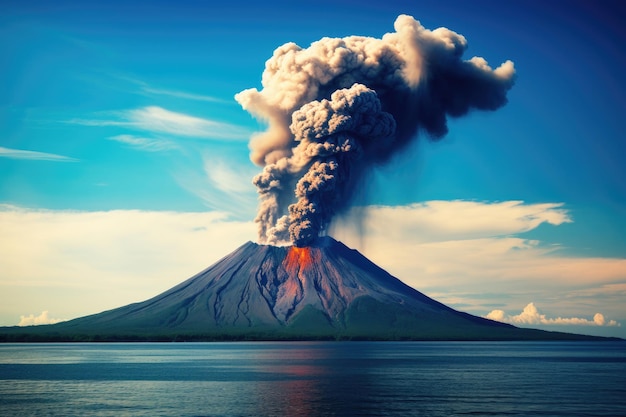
[486,303,620,327]
[108,134,179,152]
[0,146,78,162]
[348,200,571,243]
[118,76,228,103]
[173,156,257,218]
[141,86,227,103]
[127,106,249,139]
[203,158,255,194]
[68,106,251,140]
[332,201,626,289]
[18,311,65,326]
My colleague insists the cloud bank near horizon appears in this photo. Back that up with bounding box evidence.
[485,302,619,327]
[0,205,256,325]
[18,311,65,327]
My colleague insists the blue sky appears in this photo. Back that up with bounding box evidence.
[2,0,625,337]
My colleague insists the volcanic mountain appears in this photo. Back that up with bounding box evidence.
[1,237,612,341]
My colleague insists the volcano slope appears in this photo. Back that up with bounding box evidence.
[0,237,614,341]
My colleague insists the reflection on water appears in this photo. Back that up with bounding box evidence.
[0,341,625,416]
[251,344,372,417]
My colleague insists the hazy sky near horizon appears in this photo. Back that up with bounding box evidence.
[2,0,625,337]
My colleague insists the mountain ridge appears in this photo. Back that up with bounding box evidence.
[1,237,619,341]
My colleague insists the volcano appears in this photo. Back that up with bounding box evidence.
[1,237,612,341]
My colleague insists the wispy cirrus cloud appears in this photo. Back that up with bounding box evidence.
[141,86,227,103]
[128,106,249,139]
[68,106,251,140]
[117,76,229,103]
[203,158,255,194]
[0,146,78,162]
[108,134,179,152]
[173,156,257,218]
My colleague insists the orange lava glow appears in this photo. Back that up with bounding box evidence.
[285,246,314,271]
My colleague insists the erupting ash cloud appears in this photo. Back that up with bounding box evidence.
[236,15,515,247]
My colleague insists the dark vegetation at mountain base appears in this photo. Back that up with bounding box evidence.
[1,325,619,343]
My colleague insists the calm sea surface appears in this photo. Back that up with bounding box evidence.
[0,341,625,416]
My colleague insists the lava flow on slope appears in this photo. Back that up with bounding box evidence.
[284,246,316,272]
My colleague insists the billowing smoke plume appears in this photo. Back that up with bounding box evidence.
[236,15,515,247]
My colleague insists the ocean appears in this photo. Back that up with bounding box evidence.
[1,341,625,416]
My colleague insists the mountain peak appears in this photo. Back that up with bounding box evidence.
[4,237,613,341]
